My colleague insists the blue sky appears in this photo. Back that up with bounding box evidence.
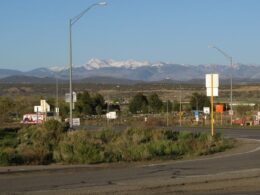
[1,0,260,71]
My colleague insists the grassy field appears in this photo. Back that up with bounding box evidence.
[1,82,260,102]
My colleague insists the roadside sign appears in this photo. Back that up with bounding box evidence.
[206,74,219,97]
[106,112,117,119]
[203,107,210,114]
[206,74,219,88]
[72,118,80,126]
[194,111,199,122]
[65,92,77,103]
[216,104,224,113]
[55,107,59,113]
[229,110,234,116]
[205,73,219,137]
[206,88,219,97]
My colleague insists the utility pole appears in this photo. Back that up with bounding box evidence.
[209,45,233,126]
[56,76,59,118]
[166,100,169,127]
[68,2,107,129]
[179,85,182,126]
[107,96,110,126]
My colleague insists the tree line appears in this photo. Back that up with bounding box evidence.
[0,91,232,125]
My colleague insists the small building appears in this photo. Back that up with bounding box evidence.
[21,100,53,124]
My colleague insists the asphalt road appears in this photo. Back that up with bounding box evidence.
[1,127,260,194]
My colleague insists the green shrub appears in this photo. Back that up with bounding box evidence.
[0,148,23,165]
[103,143,123,162]
[54,131,104,164]
[97,129,120,144]
[124,128,152,144]
[0,124,235,165]
[15,120,68,164]
[164,130,179,141]
[0,128,19,148]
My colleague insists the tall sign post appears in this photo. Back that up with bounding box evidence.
[206,74,219,137]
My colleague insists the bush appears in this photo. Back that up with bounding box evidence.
[15,120,68,165]
[54,129,234,164]
[0,124,235,165]
[54,131,105,164]
[0,148,23,165]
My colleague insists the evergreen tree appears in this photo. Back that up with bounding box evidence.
[129,93,148,114]
[148,93,163,113]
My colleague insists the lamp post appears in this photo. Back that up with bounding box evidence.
[209,45,233,125]
[193,96,199,111]
[69,2,107,128]
[193,95,199,124]
[179,85,182,126]
[166,100,169,127]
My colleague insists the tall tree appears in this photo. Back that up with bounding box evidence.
[129,93,148,114]
[92,93,106,115]
[75,91,93,115]
[75,92,107,116]
[148,93,163,113]
[190,93,210,111]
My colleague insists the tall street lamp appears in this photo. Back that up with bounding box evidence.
[69,2,107,128]
[193,95,199,124]
[193,96,199,111]
[179,85,182,126]
[209,45,233,125]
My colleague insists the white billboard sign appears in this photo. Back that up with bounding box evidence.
[106,112,117,119]
[65,92,77,103]
[206,88,219,97]
[72,118,80,126]
[206,74,219,88]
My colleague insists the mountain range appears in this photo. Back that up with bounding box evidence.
[1,59,260,84]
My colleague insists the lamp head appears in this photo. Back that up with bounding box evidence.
[98,2,107,6]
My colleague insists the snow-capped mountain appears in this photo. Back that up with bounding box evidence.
[1,59,260,83]
[84,59,151,70]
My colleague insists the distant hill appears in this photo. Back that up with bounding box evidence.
[1,75,259,86]
[75,76,142,85]
[0,75,57,84]
[0,75,141,85]
[0,68,23,78]
[1,59,260,83]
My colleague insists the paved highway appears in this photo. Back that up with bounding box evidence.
[1,127,260,194]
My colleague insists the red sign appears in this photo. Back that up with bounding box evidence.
[216,104,224,113]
